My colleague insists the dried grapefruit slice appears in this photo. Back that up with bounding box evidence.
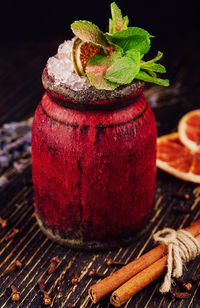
[157,132,200,183]
[72,37,101,76]
[178,109,200,153]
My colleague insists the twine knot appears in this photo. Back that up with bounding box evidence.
[153,227,200,293]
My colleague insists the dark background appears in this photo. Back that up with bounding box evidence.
[1,0,199,41]
[1,0,199,76]
[0,0,199,126]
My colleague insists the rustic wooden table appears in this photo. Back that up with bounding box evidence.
[0,34,200,307]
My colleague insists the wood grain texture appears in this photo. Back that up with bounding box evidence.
[32,90,157,248]
[0,34,200,307]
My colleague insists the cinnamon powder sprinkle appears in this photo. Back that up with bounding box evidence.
[0,215,8,228]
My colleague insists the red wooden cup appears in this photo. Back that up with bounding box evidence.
[32,69,157,249]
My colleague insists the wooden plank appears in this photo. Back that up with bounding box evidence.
[1,36,200,307]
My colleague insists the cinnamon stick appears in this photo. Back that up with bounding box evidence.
[88,219,200,304]
[110,233,200,307]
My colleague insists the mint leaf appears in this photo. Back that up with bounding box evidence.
[140,50,166,79]
[149,50,163,62]
[71,21,108,53]
[109,18,115,35]
[109,2,129,34]
[147,70,157,77]
[123,16,129,28]
[142,63,166,73]
[107,27,152,55]
[136,70,169,87]
[125,49,141,62]
[105,52,140,84]
[86,54,118,90]
[141,51,163,66]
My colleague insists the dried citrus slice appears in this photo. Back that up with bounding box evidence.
[72,37,101,76]
[156,132,200,183]
[178,109,200,153]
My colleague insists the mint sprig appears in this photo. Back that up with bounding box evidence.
[71,2,169,90]
[109,2,129,34]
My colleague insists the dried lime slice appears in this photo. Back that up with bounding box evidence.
[72,37,101,76]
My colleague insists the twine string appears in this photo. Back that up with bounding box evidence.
[153,227,200,293]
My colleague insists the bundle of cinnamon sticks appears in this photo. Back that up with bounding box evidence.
[88,220,200,307]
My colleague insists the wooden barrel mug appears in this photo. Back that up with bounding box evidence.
[32,69,157,249]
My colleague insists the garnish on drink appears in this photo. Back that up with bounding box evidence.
[71,2,169,90]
